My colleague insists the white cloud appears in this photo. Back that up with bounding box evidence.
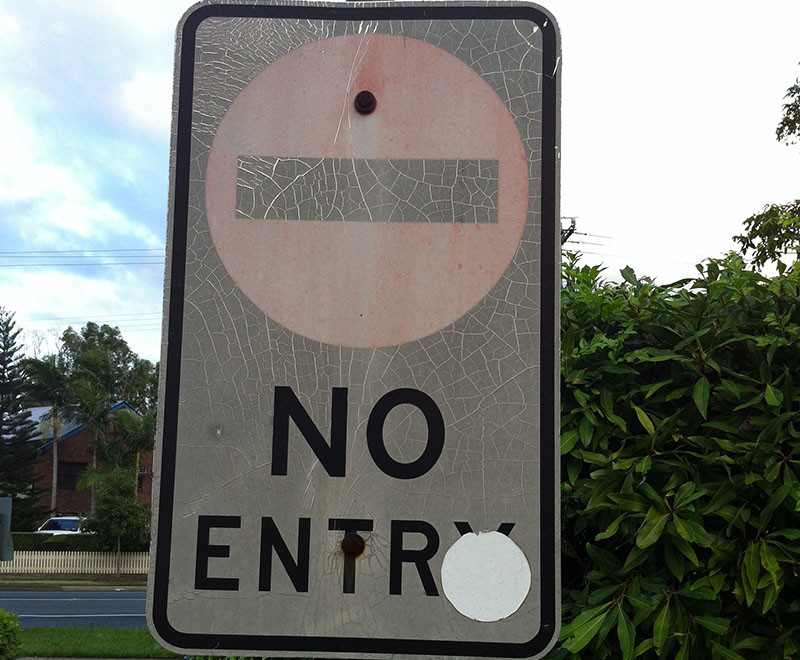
[0,5,21,49]
[0,95,161,248]
[118,69,173,140]
[1,268,164,362]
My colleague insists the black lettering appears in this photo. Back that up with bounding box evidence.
[454,521,515,536]
[389,520,439,596]
[367,389,444,479]
[259,517,311,592]
[194,515,240,590]
[329,518,374,594]
[272,386,347,477]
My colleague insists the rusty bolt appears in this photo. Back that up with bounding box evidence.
[354,90,377,115]
[341,533,366,558]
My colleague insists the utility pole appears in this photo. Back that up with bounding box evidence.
[561,216,577,245]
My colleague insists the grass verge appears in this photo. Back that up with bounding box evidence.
[0,574,146,590]
[19,627,179,658]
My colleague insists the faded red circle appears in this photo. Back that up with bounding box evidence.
[206,33,528,348]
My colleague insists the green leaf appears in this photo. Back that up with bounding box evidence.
[636,507,668,548]
[621,265,638,285]
[561,612,608,653]
[673,482,695,509]
[579,415,595,446]
[759,540,779,583]
[745,543,761,593]
[616,605,635,660]
[645,380,672,399]
[607,411,628,432]
[764,461,782,482]
[686,519,712,546]
[596,514,625,541]
[764,383,784,407]
[639,482,665,506]
[758,483,791,533]
[693,376,710,419]
[732,637,768,651]
[653,601,670,650]
[609,493,650,512]
[559,603,612,637]
[693,616,729,635]
[600,388,613,415]
[672,516,693,543]
[567,459,581,485]
[670,533,700,565]
[712,642,747,660]
[733,392,763,411]
[622,545,651,573]
[769,528,800,540]
[560,429,579,455]
[633,639,654,657]
[664,541,685,581]
[741,562,756,607]
[586,543,623,575]
[761,583,779,613]
[587,479,616,511]
[632,404,655,436]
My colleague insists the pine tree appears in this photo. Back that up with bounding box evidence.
[0,308,46,530]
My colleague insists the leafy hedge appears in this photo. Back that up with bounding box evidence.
[11,532,104,552]
[0,609,20,660]
[553,254,800,659]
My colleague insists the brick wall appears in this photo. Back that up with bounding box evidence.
[34,428,154,524]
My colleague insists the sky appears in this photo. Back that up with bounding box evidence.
[0,0,798,363]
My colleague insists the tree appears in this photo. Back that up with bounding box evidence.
[555,253,800,659]
[733,68,800,270]
[59,322,157,413]
[776,67,799,145]
[0,309,46,529]
[113,407,156,494]
[81,467,150,575]
[20,355,70,515]
[733,200,800,270]
[69,347,122,511]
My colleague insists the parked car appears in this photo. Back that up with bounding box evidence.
[35,515,83,535]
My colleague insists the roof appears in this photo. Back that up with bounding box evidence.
[29,401,136,455]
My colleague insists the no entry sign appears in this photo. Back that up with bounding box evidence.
[148,2,560,658]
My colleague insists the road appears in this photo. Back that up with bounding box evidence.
[0,590,146,628]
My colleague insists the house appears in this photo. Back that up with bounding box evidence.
[29,401,153,520]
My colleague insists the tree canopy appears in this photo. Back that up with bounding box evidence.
[0,308,46,529]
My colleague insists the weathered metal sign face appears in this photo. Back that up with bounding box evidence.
[148,2,560,658]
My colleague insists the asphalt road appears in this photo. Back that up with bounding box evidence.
[0,590,146,628]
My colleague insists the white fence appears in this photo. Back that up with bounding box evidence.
[0,551,149,574]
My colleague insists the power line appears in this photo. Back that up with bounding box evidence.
[0,262,163,267]
[575,250,701,266]
[23,313,161,324]
[0,248,164,255]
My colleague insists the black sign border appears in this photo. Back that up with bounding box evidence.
[152,2,559,657]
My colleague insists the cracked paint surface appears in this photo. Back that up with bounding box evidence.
[236,157,500,223]
[152,2,558,657]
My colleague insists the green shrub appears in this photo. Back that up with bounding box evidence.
[0,609,21,660]
[9,532,47,551]
[40,534,102,552]
[553,254,800,659]
[10,532,115,552]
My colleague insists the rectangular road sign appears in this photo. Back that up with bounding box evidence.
[148,2,560,657]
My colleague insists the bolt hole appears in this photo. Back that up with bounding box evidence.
[341,533,366,558]
[354,90,377,115]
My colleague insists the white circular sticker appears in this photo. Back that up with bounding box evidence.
[440,531,531,622]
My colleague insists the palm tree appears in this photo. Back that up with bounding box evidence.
[20,356,70,515]
[71,376,114,511]
[114,407,156,496]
